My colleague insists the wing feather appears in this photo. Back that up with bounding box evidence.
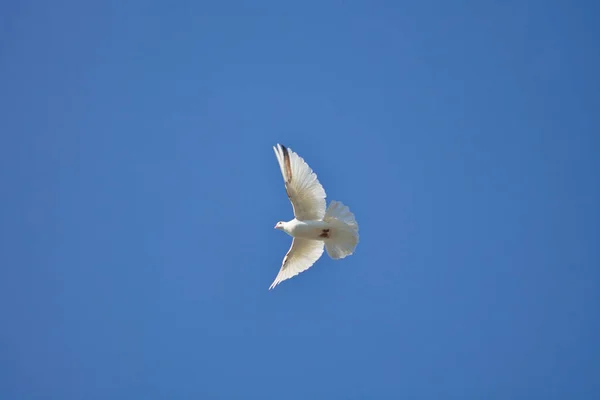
[273,144,326,220]
[269,238,325,290]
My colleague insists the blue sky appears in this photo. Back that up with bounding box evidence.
[1,1,599,398]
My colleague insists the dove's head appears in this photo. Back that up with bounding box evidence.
[274,221,284,230]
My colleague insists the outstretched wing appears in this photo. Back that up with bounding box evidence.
[273,144,326,221]
[269,238,325,290]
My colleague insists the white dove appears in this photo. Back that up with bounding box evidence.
[270,144,359,290]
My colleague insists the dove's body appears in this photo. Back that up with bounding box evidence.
[278,219,329,239]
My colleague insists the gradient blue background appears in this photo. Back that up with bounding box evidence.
[1,1,599,398]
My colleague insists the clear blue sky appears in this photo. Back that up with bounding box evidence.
[1,1,599,398]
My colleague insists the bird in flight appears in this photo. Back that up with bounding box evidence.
[270,144,359,290]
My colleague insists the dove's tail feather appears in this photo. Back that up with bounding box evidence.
[323,200,359,260]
